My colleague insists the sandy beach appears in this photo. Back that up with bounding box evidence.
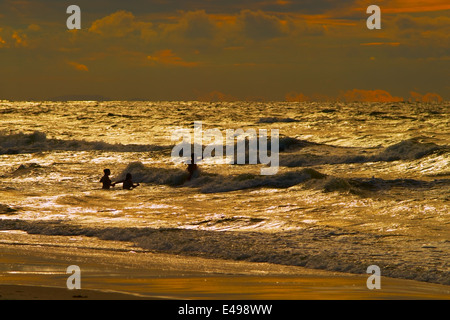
[1,233,449,300]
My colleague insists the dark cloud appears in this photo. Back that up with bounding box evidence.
[237,10,288,40]
[88,10,153,38]
[162,10,217,39]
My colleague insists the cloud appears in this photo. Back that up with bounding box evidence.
[394,14,450,34]
[386,14,450,57]
[236,9,289,40]
[264,0,357,15]
[147,49,199,67]
[0,35,7,48]
[0,26,44,49]
[12,31,28,47]
[285,92,310,102]
[0,28,11,48]
[162,10,217,40]
[340,89,404,102]
[67,61,89,72]
[85,8,351,50]
[89,10,154,39]
[409,91,443,103]
[197,90,237,102]
[365,0,450,13]
[360,42,401,47]
[286,90,446,102]
[158,9,315,48]
[285,92,339,102]
[27,24,41,32]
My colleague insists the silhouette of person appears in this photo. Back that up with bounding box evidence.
[187,153,199,181]
[100,169,114,189]
[115,173,140,190]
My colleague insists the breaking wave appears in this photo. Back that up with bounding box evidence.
[117,161,327,193]
[321,176,449,196]
[0,131,167,154]
[0,131,315,156]
[280,138,449,167]
[374,138,447,161]
[0,204,18,215]
[117,161,448,195]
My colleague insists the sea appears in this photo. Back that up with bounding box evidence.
[0,100,449,285]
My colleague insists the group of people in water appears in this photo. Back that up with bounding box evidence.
[100,153,199,190]
[100,169,140,190]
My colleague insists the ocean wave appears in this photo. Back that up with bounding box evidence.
[0,204,18,215]
[0,131,315,156]
[224,135,313,164]
[172,136,314,161]
[256,117,300,123]
[9,163,45,176]
[0,131,167,154]
[117,161,448,195]
[321,176,449,196]
[197,169,326,193]
[280,138,449,167]
[188,215,268,231]
[278,136,315,151]
[117,162,327,193]
[116,162,188,187]
[373,138,447,161]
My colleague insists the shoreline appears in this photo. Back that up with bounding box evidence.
[2,218,449,287]
[0,234,449,300]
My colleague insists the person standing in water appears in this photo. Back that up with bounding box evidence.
[100,169,114,189]
[187,153,199,181]
[114,173,140,190]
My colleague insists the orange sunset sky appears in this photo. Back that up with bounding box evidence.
[0,0,448,101]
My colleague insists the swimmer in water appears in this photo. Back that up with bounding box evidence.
[100,169,114,189]
[114,173,140,190]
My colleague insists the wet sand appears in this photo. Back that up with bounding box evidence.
[0,284,151,300]
[0,233,449,300]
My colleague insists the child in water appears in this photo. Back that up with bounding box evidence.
[100,169,114,189]
[114,173,140,190]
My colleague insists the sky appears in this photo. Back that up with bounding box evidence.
[0,0,449,101]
